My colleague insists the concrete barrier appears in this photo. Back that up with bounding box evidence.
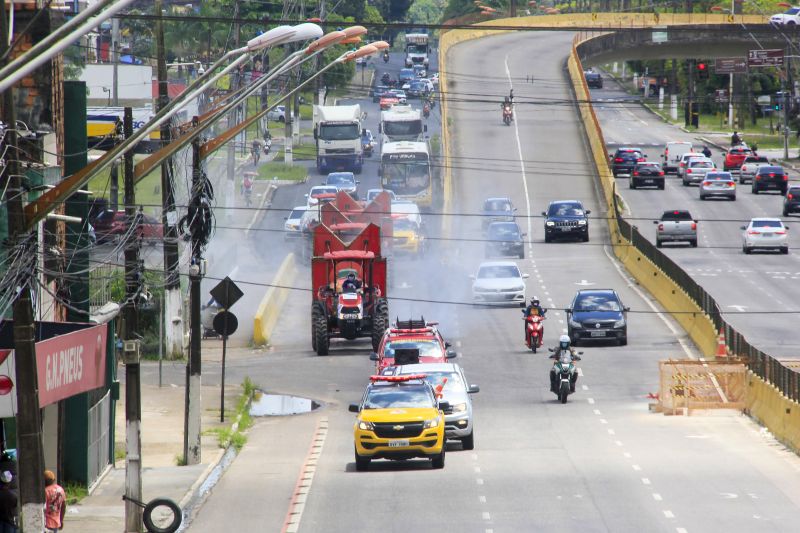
[746,371,800,452]
[253,253,297,346]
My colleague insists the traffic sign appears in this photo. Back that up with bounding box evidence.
[714,58,747,74]
[747,49,784,68]
[715,89,729,103]
[213,311,239,338]
[210,276,243,310]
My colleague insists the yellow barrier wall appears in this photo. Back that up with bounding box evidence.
[746,372,800,452]
[253,253,297,346]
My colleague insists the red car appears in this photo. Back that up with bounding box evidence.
[93,210,163,245]
[723,145,753,171]
[379,96,399,110]
[370,319,457,372]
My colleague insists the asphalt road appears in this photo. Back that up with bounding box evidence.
[186,35,800,533]
[591,75,800,357]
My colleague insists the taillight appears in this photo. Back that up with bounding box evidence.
[756,175,761,180]
[637,158,645,162]
[633,171,639,176]
[748,230,760,235]
[659,171,665,176]
[776,230,787,235]
[769,173,775,178]
[691,223,697,230]
[614,158,623,163]
[783,175,789,181]
[702,181,710,187]
[729,182,736,187]
[789,193,795,200]
[658,224,664,231]
[687,169,692,174]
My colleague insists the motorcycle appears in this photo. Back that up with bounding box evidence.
[423,102,430,118]
[381,73,394,86]
[548,348,582,404]
[522,312,545,352]
[383,51,390,63]
[263,136,272,155]
[502,104,513,126]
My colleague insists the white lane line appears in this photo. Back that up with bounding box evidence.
[479,495,487,504]
[642,478,651,485]
[472,454,479,461]
[608,429,616,435]
[652,493,662,500]
[504,55,533,252]
[632,464,642,471]
[676,528,688,533]
[482,512,491,520]
[593,409,602,415]
[582,385,589,391]
[663,510,675,519]
[599,419,608,424]
[474,466,481,474]
[614,440,623,446]
[587,398,595,404]
[624,452,632,458]
[477,478,484,485]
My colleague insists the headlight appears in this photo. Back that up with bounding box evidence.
[613,319,626,328]
[545,221,555,227]
[577,220,587,225]
[423,418,440,429]
[452,402,467,413]
[358,420,374,431]
[569,318,582,328]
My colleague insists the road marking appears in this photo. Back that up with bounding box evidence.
[477,478,484,485]
[600,418,608,424]
[624,452,632,458]
[479,495,487,504]
[642,478,651,485]
[505,55,533,253]
[614,440,623,446]
[632,464,642,471]
[587,398,595,404]
[482,512,491,520]
[676,528,688,533]
[281,417,328,533]
[652,492,661,500]
[608,429,616,435]
[582,385,589,391]
[663,510,675,518]
[593,409,602,415]
[474,466,481,474]
[472,454,478,461]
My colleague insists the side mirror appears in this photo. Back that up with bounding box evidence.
[694,220,699,224]
[468,384,480,394]
[740,226,746,230]
[283,217,288,220]
[424,125,428,132]
[444,341,452,348]
[513,207,518,211]
[565,308,572,315]
[356,181,361,185]
[577,351,584,356]
[624,306,630,312]
[652,220,658,224]
[369,352,379,361]
[446,349,457,359]
[521,233,527,237]
[348,403,360,413]
[548,347,555,352]
[522,273,530,279]
[541,211,547,217]
[438,401,450,411]
[304,194,309,198]
[586,210,591,215]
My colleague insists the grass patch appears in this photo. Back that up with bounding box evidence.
[64,482,88,505]
[272,143,316,163]
[175,454,187,466]
[257,162,308,182]
[114,442,126,462]
[208,377,257,452]
[86,161,162,217]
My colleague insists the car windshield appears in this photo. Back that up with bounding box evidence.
[384,340,443,359]
[318,123,359,141]
[548,203,584,217]
[384,121,423,137]
[661,211,692,221]
[288,208,305,220]
[752,220,783,228]
[411,371,464,393]
[393,219,418,232]
[477,265,521,279]
[706,174,731,180]
[326,173,354,185]
[363,387,434,409]
[691,161,713,168]
[574,293,622,312]
[488,224,520,239]
[484,200,512,212]
[787,8,800,14]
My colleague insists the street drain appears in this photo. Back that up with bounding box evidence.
[249,391,321,416]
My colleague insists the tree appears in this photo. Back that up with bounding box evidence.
[408,0,447,25]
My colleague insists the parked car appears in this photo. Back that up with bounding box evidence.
[584,70,603,88]
[470,261,528,306]
[267,105,286,122]
[742,218,789,254]
[480,197,516,232]
[93,210,163,244]
[723,144,753,171]
[543,200,590,243]
[566,289,629,346]
[681,158,715,186]
[654,209,697,248]
[738,155,770,184]
[630,162,665,189]
[783,185,800,216]
[662,141,693,174]
[485,221,525,259]
[324,172,359,199]
[752,165,789,195]
[610,147,645,177]
[770,6,800,25]
[676,152,706,180]
[699,171,736,201]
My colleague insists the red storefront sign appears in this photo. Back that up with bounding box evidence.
[36,324,108,407]
[0,350,15,418]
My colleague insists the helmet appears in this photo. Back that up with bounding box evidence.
[347,273,356,280]
[559,334,571,351]
[530,297,539,306]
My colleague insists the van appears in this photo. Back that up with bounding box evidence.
[662,141,693,174]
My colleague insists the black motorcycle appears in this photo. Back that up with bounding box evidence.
[383,51,390,63]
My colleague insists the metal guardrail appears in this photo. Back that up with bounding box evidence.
[570,36,800,405]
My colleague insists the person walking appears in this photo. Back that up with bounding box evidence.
[0,471,17,533]
[44,470,65,532]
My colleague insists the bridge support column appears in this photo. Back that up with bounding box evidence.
[612,62,618,74]
[658,86,664,110]
[670,94,678,121]
[621,62,626,80]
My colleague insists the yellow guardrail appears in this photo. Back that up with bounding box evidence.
[746,372,800,453]
[253,253,297,346]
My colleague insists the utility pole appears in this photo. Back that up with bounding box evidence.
[184,124,203,465]
[226,0,242,221]
[112,17,120,106]
[122,108,144,533]
[510,0,517,17]
[155,0,183,358]
[1,3,45,529]
[314,0,326,105]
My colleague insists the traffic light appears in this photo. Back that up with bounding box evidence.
[696,62,709,80]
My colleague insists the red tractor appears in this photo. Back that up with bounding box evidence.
[321,191,393,254]
[311,222,389,355]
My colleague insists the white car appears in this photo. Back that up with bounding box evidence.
[366,188,396,202]
[267,105,286,122]
[284,205,308,239]
[742,218,789,254]
[470,261,529,306]
[676,152,706,179]
[771,7,800,25]
[305,185,338,207]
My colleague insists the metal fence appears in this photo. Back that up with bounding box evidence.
[87,391,112,486]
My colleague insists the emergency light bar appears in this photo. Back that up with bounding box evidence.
[369,374,427,382]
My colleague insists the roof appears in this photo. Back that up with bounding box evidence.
[548,199,582,205]
[330,222,368,231]
[322,250,375,260]
[575,288,617,294]
[395,363,458,373]
[477,260,520,268]
[484,197,512,203]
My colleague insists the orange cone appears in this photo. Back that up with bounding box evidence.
[716,328,728,358]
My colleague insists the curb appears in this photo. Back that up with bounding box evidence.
[244,183,277,238]
[253,253,297,346]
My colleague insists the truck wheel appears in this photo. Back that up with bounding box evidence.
[461,431,475,450]
[311,306,319,351]
[314,313,329,356]
[371,299,389,351]
[354,449,370,472]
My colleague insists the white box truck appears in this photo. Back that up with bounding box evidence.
[405,33,430,68]
[313,104,363,174]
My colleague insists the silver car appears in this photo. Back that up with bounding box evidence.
[383,363,479,449]
[699,172,736,201]
[682,158,715,186]
[676,152,706,179]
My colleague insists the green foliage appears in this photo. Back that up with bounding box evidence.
[409,0,448,25]
[64,482,88,505]
[256,161,309,181]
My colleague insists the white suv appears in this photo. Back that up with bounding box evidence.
[771,7,800,25]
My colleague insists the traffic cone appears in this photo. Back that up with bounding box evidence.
[716,328,728,358]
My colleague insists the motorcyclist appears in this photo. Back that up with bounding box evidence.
[501,97,513,121]
[251,139,261,165]
[701,145,712,158]
[342,273,362,293]
[549,334,581,392]
[263,131,272,154]
[383,50,389,62]
[522,296,546,339]
[423,101,431,118]
[731,131,741,146]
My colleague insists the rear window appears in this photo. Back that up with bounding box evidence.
[788,187,800,195]
[757,166,784,175]
[690,161,713,168]
[729,148,751,156]
[635,163,661,169]
[484,199,512,212]
[744,156,769,163]
[661,210,692,221]
[751,220,783,228]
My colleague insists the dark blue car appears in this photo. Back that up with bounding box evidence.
[567,289,629,346]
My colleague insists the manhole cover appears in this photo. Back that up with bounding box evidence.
[249,391,321,416]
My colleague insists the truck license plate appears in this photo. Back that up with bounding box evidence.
[388,439,409,447]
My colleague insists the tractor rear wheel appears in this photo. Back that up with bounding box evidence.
[371,298,389,351]
[314,311,329,356]
[311,305,320,351]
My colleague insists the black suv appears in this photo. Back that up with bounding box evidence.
[784,185,800,216]
[630,162,665,190]
[610,147,646,177]
[585,71,603,89]
[567,289,629,346]
[543,200,590,243]
[485,221,525,259]
[752,165,788,195]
